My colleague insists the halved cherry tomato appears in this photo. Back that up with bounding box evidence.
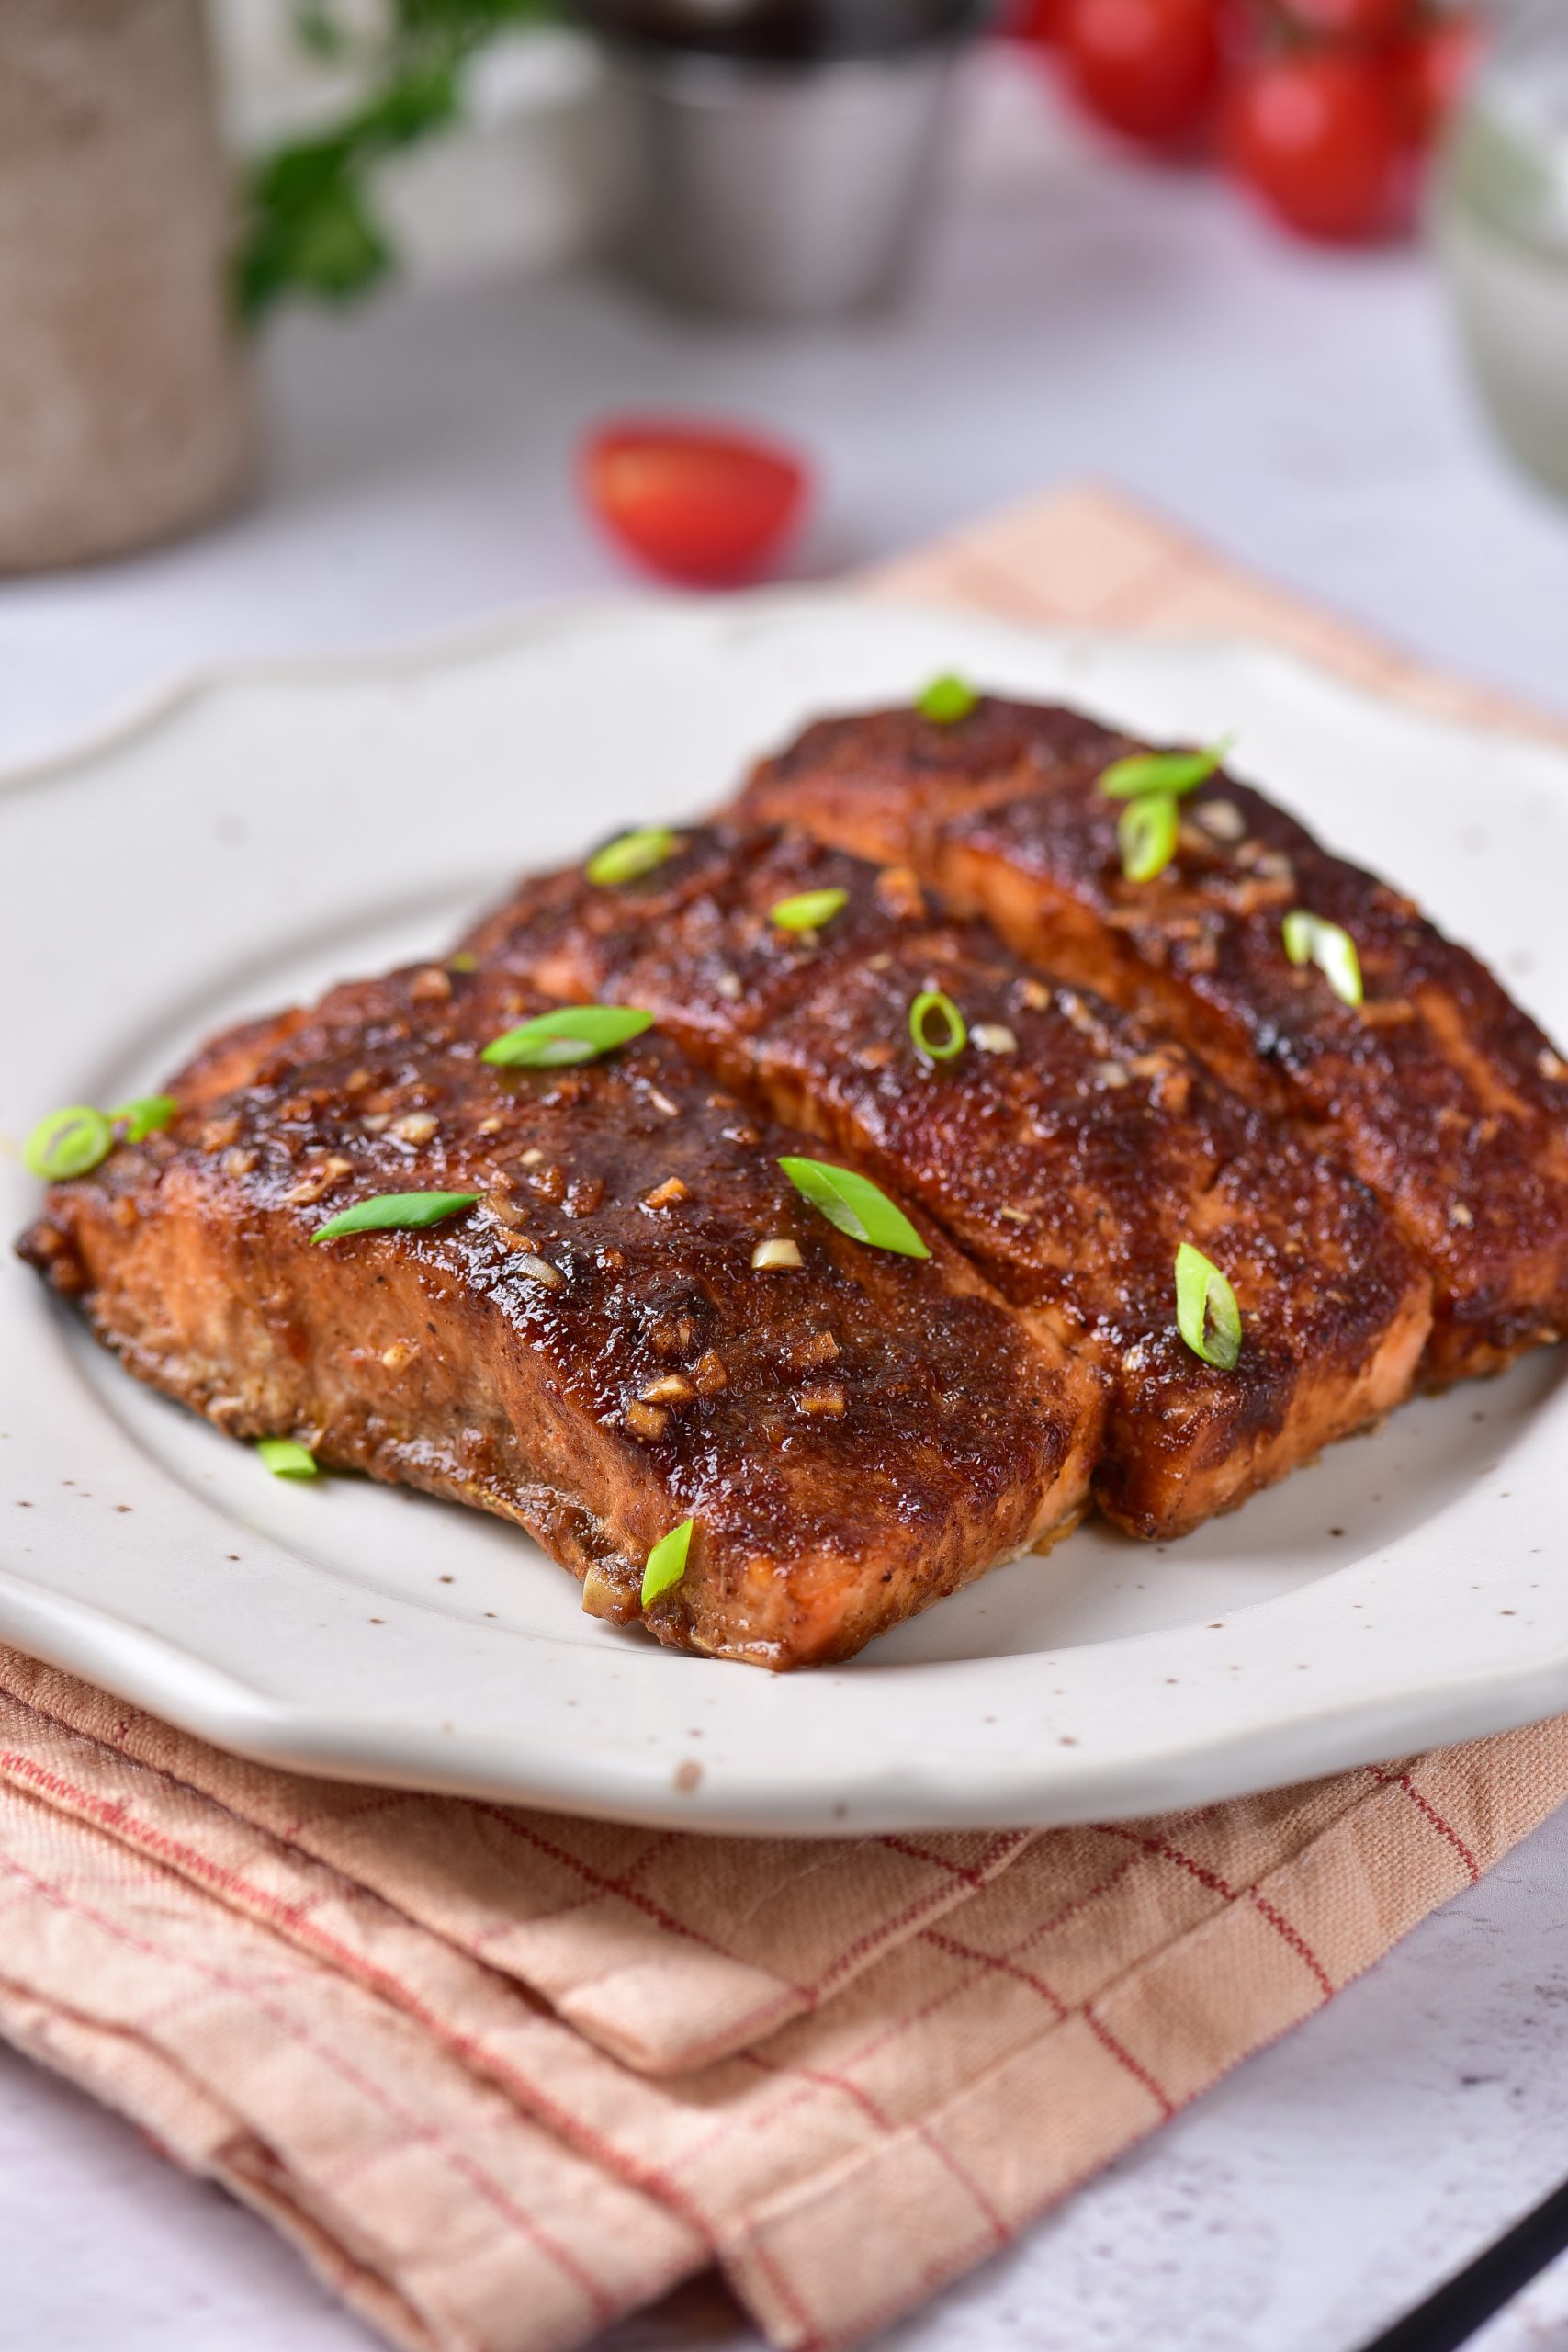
[1055,0,1223,146]
[581,421,809,587]
[1274,0,1416,43]
[1223,52,1404,241]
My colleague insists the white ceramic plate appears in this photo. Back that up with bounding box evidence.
[3,595,1566,1834]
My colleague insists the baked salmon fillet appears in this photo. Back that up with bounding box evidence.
[736,697,1568,1385]
[17,961,1098,1669]
[463,827,1430,1540]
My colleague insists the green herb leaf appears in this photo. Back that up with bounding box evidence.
[1174,1241,1243,1372]
[586,827,677,887]
[1118,792,1179,884]
[481,1005,654,1069]
[237,2,564,321]
[1282,910,1363,1008]
[641,1517,694,1610]
[778,1157,931,1259]
[257,1437,319,1479]
[908,989,968,1062]
[239,157,392,317]
[23,1105,113,1182]
[108,1094,178,1143]
[1099,739,1234,801]
[769,888,849,933]
[917,674,978,725]
[311,1191,478,1242]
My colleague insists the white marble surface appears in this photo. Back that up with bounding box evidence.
[5,44,1568,2352]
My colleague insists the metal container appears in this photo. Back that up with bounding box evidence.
[587,0,974,320]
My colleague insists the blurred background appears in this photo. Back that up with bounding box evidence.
[1,0,1565,770]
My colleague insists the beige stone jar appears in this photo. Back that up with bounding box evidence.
[0,0,256,571]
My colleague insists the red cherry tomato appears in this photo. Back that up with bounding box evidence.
[1223,52,1404,241]
[1055,0,1223,145]
[1393,12,1483,147]
[1273,0,1415,42]
[581,422,809,586]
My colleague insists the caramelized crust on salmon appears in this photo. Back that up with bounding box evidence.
[737,697,1568,1384]
[463,828,1431,1540]
[17,962,1097,1669]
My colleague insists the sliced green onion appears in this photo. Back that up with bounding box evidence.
[586,827,677,887]
[447,950,478,973]
[778,1156,931,1259]
[108,1094,178,1142]
[23,1105,113,1182]
[1098,738,1234,801]
[769,888,848,933]
[641,1517,694,1610]
[1282,910,1363,1008]
[917,673,978,725]
[481,1005,654,1069]
[1118,792,1179,884]
[1174,1241,1243,1372]
[312,1191,478,1243]
[257,1437,318,1479]
[908,989,968,1062]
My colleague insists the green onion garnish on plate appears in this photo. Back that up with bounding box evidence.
[1282,910,1363,1008]
[1174,1241,1243,1372]
[23,1105,114,1182]
[778,1156,931,1258]
[586,827,677,887]
[108,1094,178,1142]
[770,888,848,933]
[641,1517,694,1609]
[908,989,967,1062]
[1118,793,1179,884]
[917,674,978,725]
[1098,739,1234,801]
[257,1437,318,1479]
[482,1005,654,1068]
[312,1191,479,1243]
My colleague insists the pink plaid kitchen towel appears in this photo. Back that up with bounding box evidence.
[4,484,1565,2352]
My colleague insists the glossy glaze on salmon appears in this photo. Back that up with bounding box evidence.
[737,697,1568,1385]
[463,827,1431,1540]
[17,961,1098,1668]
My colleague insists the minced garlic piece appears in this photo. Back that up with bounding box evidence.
[1194,798,1245,842]
[513,1252,565,1289]
[752,1238,803,1271]
[283,1155,354,1206]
